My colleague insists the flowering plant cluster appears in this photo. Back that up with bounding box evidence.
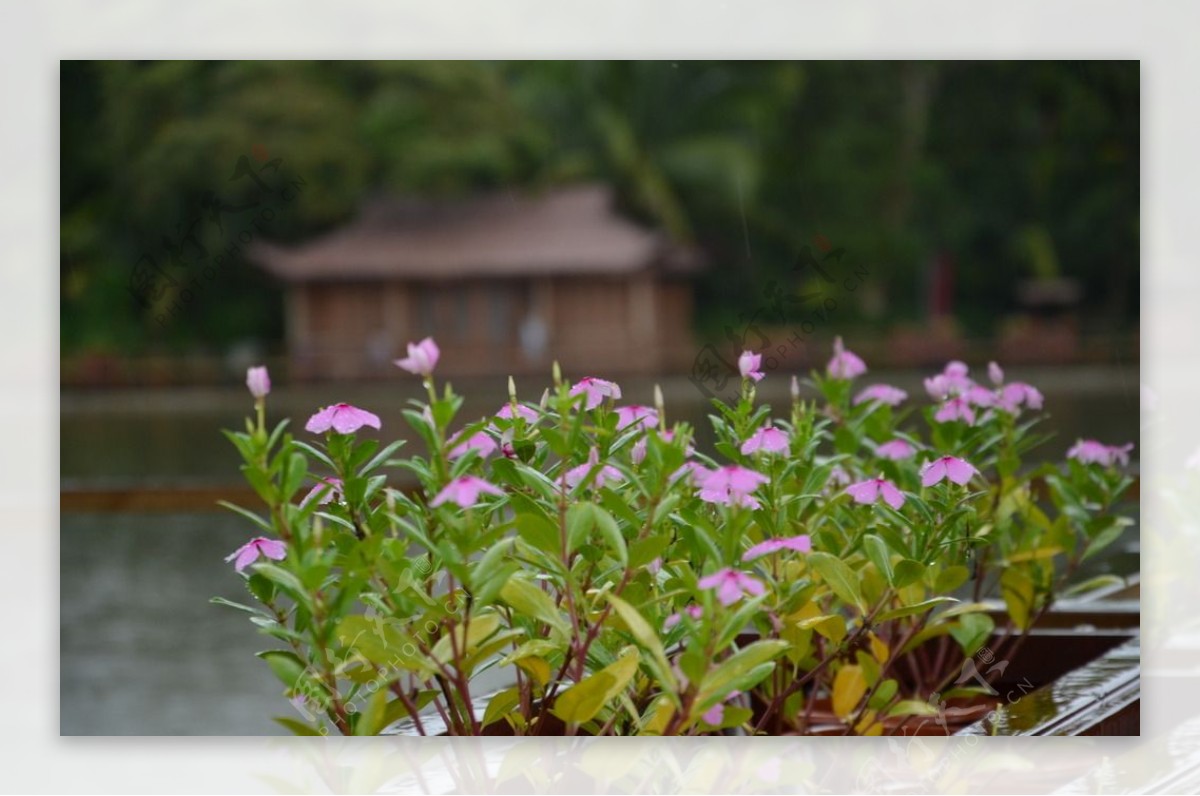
[217,337,1134,736]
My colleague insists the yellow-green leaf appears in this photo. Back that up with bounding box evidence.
[697,640,788,709]
[795,613,847,644]
[553,647,640,724]
[832,664,867,719]
[1000,567,1036,631]
[934,564,971,592]
[500,577,570,641]
[863,534,895,585]
[482,687,522,728]
[606,593,674,689]
[886,699,942,718]
[430,612,502,665]
[893,559,926,588]
[807,552,864,610]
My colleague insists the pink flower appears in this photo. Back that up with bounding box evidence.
[740,426,789,455]
[565,449,623,490]
[924,374,953,401]
[875,439,917,460]
[998,382,1044,413]
[495,403,540,424]
[301,477,343,507]
[246,366,270,399]
[664,604,703,630]
[934,396,976,425]
[569,377,622,410]
[701,691,742,726]
[845,477,906,510]
[853,384,907,407]
[965,385,996,408]
[698,568,765,606]
[738,351,765,382]
[670,461,708,487]
[1067,439,1134,467]
[926,362,973,398]
[394,337,440,376]
[632,429,692,465]
[697,465,769,509]
[742,534,812,561]
[430,475,504,508]
[822,464,852,495]
[988,361,1005,386]
[305,403,382,434]
[827,336,866,379]
[944,360,969,380]
[920,455,978,487]
[448,430,498,460]
[615,405,659,431]
[225,536,286,573]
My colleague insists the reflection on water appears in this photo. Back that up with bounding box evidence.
[61,367,1141,482]
[59,366,1140,735]
[61,513,288,735]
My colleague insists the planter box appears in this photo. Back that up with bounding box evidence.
[387,604,1139,737]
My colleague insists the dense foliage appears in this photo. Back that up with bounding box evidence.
[62,61,1138,356]
[216,338,1134,735]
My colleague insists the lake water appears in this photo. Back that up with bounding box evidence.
[60,366,1140,735]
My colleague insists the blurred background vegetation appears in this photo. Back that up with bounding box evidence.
[60,60,1138,363]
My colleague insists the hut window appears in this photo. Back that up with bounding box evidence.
[417,285,469,341]
[489,285,515,342]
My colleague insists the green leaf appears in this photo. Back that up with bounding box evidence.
[246,573,277,603]
[1001,567,1036,631]
[280,452,308,501]
[606,593,674,689]
[863,535,894,586]
[893,559,926,589]
[500,577,570,641]
[335,615,422,672]
[565,502,597,553]
[217,500,273,532]
[552,647,640,724]
[210,596,261,614]
[795,613,847,644]
[499,639,563,667]
[949,612,994,656]
[877,597,958,623]
[868,678,899,710]
[514,511,561,557]
[257,650,307,689]
[354,688,390,736]
[360,439,407,475]
[1082,518,1132,561]
[807,551,864,610]
[253,563,308,605]
[1062,574,1125,599]
[935,601,994,619]
[591,505,628,565]
[482,687,522,729]
[697,640,788,709]
[1005,546,1063,564]
[886,699,941,718]
[934,564,971,593]
[430,612,502,666]
[629,534,670,569]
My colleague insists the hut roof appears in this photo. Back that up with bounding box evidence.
[251,184,700,282]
